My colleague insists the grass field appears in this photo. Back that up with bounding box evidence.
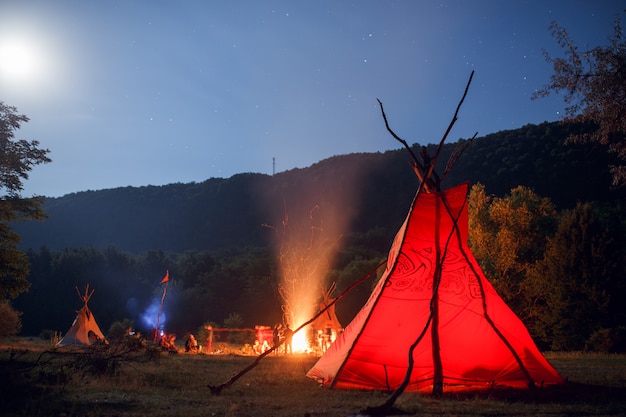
[1,336,626,417]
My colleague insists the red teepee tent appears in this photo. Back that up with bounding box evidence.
[307,182,563,393]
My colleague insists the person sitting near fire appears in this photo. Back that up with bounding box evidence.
[160,333,179,353]
[185,334,199,353]
[167,334,179,353]
[159,333,169,350]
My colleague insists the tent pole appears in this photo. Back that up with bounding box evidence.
[368,188,465,415]
[154,280,168,341]
[368,72,474,414]
[431,196,444,396]
[458,241,536,386]
[441,189,537,387]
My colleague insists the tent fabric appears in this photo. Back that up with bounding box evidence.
[307,183,563,392]
[57,294,107,346]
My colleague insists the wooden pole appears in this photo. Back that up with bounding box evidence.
[154,279,169,341]
[367,71,475,414]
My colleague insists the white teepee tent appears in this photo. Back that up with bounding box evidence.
[57,284,107,346]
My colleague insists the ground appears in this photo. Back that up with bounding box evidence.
[1,336,626,417]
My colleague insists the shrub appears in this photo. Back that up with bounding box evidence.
[0,302,22,336]
[107,318,135,341]
[586,327,626,353]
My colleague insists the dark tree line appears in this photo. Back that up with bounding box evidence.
[15,239,386,342]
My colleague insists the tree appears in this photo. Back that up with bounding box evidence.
[468,183,558,319]
[0,103,51,291]
[525,202,626,351]
[0,301,22,336]
[0,101,50,334]
[533,13,626,187]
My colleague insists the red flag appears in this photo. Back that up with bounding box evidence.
[160,271,169,284]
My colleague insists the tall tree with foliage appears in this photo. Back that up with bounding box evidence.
[0,102,51,334]
[525,202,626,351]
[468,183,558,320]
[533,13,626,187]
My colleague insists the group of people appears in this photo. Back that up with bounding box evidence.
[157,332,199,353]
[272,323,294,354]
[316,327,338,354]
[252,323,294,355]
[156,325,300,356]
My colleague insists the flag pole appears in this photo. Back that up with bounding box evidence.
[154,270,169,341]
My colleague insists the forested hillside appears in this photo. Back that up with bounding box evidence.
[14,121,619,254]
[12,121,626,348]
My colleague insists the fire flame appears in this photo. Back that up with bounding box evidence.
[291,327,310,353]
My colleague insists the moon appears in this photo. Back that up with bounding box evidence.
[0,36,45,85]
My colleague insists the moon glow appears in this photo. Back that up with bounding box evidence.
[0,37,44,84]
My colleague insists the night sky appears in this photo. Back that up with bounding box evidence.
[0,0,622,197]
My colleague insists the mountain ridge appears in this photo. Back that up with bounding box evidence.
[14,121,621,254]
